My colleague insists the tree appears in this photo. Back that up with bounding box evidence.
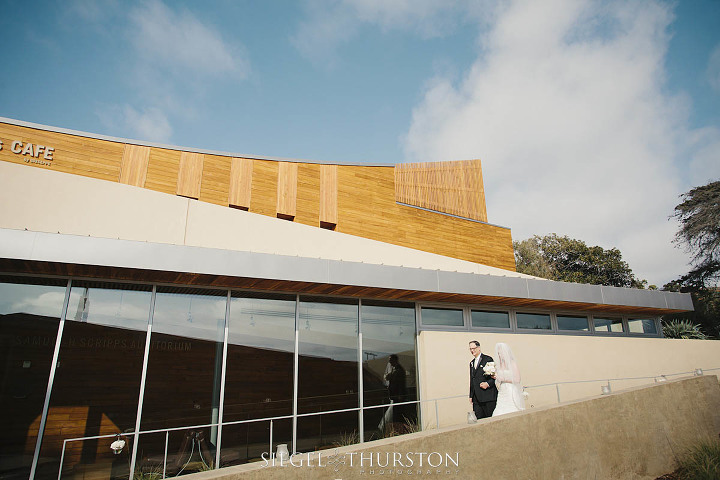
[671,180,720,286]
[663,180,720,339]
[513,234,647,288]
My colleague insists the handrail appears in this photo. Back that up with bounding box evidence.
[56,367,719,480]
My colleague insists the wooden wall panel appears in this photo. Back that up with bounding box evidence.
[320,165,338,226]
[176,152,204,199]
[295,163,320,226]
[276,162,298,218]
[119,144,150,187]
[338,165,515,270]
[0,121,515,270]
[0,123,123,181]
[395,159,487,222]
[250,160,278,217]
[199,154,231,206]
[228,157,253,209]
[144,147,181,195]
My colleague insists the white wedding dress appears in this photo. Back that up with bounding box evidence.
[492,375,524,416]
[491,343,525,417]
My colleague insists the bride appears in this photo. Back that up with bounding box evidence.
[492,343,525,416]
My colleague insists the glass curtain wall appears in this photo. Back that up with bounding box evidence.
[296,297,359,452]
[220,292,296,466]
[0,276,67,480]
[360,301,417,441]
[37,282,152,480]
[0,276,420,480]
[135,287,226,478]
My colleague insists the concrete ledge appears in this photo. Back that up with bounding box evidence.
[185,376,720,480]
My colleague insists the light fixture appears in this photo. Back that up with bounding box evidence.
[694,368,703,376]
[601,384,611,395]
[655,375,667,383]
[110,435,126,455]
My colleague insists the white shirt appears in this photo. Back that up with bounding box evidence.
[473,354,481,370]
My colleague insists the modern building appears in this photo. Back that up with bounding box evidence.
[0,117,701,480]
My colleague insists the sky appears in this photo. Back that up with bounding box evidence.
[1,0,719,288]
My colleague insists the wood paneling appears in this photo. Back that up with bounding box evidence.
[276,162,298,219]
[320,165,338,226]
[119,144,150,187]
[295,163,320,226]
[199,154,231,206]
[228,157,253,209]
[145,147,181,195]
[395,159,487,222]
[0,121,515,269]
[176,152,204,199]
[249,160,278,217]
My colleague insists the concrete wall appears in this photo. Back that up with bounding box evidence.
[185,376,720,479]
[417,330,720,428]
[0,160,530,278]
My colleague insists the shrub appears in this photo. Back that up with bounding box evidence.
[662,320,708,339]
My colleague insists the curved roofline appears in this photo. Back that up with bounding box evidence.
[0,116,393,167]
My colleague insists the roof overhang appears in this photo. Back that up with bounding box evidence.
[0,228,693,316]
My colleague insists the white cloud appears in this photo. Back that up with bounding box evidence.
[128,0,249,79]
[403,0,696,286]
[97,104,173,143]
[292,0,494,65]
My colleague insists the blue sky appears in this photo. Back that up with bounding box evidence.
[1,0,719,286]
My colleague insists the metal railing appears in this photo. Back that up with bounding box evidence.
[56,367,719,480]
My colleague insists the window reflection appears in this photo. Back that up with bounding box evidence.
[516,312,551,330]
[421,308,463,327]
[628,318,657,334]
[0,277,66,480]
[137,288,226,478]
[40,282,151,480]
[221,293,295,466]
[471,310,510,329]
[594,317,624,333]
[361,301,417,441]
[297,297,358,452]
[557,315,590,331]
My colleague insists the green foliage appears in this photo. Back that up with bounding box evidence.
[661,319,708,339]
[663,180,720,340]
[674,437,720,480]
[672,181,720,269]
[513,234,647,288]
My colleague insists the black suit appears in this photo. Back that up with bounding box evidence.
[469,353,497,419]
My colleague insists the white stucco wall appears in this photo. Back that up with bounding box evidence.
[0,161,532,278]
[417,330,720,428]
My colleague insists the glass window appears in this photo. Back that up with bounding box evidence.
[297,297,358,452]
[361,301,417,441]
[421,308,464,327]
[221,292,296,466]
[0,276,67,480]
[471,310,510,329]
[138,287,227,477]
[628,318,658,334]
[594,317,624,333]
[516,312,551,330]
[40,282,151,480]
[557,314,590,331]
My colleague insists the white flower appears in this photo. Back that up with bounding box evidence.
[483,362,496,375]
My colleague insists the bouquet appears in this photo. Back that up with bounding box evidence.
[483,361,496,376]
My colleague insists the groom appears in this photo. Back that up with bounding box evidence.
[468,340,496,419]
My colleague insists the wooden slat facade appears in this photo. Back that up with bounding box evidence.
[395,159,488,222]
[119,144,150,187]
[0,121,515,270]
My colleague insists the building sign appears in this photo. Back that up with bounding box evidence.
[0,139,55,166]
